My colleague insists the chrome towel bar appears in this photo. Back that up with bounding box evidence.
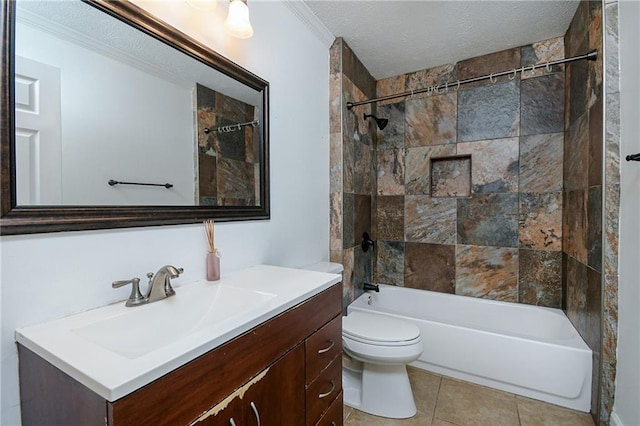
[625,153,640,162]
[108,179,173,188]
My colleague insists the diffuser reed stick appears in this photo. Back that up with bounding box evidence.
[204,219,215,253]
[204,219,220,281]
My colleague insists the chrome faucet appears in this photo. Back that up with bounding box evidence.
[112,265,183,307]
[146,265,183,303]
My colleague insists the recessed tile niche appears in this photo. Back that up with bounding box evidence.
[430,156,471,197]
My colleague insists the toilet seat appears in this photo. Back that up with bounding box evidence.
[343,311,421,347]
[341,311,424,418]
[344,333,422,347]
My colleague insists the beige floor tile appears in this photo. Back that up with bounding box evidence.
[432,419,460,426]
[345,408,428,426]
[408,366,441,424]
[344,368,595,426]
[344,405,354,422]
[517,396,595,426]
[343,367,441,426]
[434,378,519,426]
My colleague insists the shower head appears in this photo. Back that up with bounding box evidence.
[363,113,389,130]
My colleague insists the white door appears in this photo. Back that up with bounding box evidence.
[14,55,62,205]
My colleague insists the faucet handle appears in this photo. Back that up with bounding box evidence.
[112,277,146,307]
[112,277,139,289]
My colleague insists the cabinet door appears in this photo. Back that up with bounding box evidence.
[244,345,305,426]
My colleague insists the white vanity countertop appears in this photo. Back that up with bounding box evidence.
[15,265,341,402]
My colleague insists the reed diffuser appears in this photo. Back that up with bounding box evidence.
[204,219,221,281]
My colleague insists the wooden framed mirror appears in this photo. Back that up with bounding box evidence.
[0,0,270,235]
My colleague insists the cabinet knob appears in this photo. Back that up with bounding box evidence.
[229,419,237,426]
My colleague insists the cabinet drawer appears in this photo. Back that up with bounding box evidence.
[315,391,343,426]
[306,315,342,384]
[306,355,342,426]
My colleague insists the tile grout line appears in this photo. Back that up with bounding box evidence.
[431,375,444,425]
[515,394,523,426]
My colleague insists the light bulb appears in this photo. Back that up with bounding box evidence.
[224,0,254,39]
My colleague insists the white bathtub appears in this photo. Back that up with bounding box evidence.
[347,285,592,412]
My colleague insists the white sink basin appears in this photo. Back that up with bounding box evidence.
[73,284,276,359]
[15,265,342,401]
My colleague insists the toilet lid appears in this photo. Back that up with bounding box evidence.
[343,311,420,343]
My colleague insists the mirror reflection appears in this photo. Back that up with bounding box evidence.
[14,0,263,207]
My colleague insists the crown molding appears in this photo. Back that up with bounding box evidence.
[282,1,335,48]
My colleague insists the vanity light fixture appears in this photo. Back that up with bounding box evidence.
[224,0,254,39]
[185,0,217,11]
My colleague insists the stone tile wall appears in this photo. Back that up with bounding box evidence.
[329,39,376,311]
[603,1,620,424]
[563,1,610,423]
[374,37,566,307]
[196,84,258,206]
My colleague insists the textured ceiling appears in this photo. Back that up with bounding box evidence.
[304,1,580,80]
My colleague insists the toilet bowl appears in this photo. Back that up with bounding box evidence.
[342,311,423,419]
[300,262,423,419]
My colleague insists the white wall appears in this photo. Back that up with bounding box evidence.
[0,1,331,424]
[613,1,640,425]
[16,22,195,205]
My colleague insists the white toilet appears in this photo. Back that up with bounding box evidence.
[342,311,423,418]
[302,262,424,419]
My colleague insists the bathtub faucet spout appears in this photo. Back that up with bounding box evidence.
[363,283,379,292]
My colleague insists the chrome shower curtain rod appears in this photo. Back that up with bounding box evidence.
[346,50,598,110]
[204,120,258,134]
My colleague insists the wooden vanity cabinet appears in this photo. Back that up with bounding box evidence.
[305,315,343,425]
[19,283,343,426]
[198,345,305,426]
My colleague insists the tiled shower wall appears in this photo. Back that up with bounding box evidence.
[563,1,608,423]
[329,2,618,422]
[329,38,376,310]
[601,0,621,422]
[373,38,566,307]
[196,85,259,206]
